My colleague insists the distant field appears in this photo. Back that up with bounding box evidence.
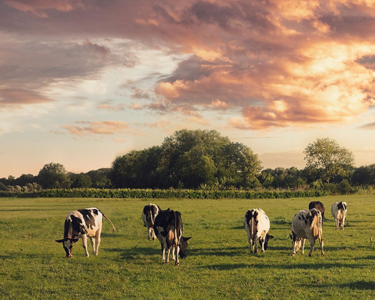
[1,195,375,299]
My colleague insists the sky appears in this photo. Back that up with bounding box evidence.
[1,0,375,178]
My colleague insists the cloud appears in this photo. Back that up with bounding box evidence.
[3,0,375,130]
[4,0,84,18]
[62,121,130,136]
[0,88,54,106]
[359,122,375,130]
[97,101,125,112]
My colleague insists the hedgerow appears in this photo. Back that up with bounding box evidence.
[0,188,329,199]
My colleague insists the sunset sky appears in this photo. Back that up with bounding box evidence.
[1,0,375,178]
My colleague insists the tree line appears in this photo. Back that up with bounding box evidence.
[1,129,374,193]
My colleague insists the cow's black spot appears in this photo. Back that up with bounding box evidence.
[78,209,96,230]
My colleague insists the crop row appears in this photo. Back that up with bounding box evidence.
[0,188,329,199]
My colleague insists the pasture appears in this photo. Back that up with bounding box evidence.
[1,195,375,299]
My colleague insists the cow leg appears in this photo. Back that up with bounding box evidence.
[291,232,297,256]
[165,247,170,263]
[319,236,325,257]
[254,235,259,254]
[175,244,180,265]
[161,243,166,262]
[308,237,315,257]
[171,245,176,261]
[90,237,96,255]
[94,229,101,256]
[248,236,254,253]
[82,235,89,257]
[301,239,305,255]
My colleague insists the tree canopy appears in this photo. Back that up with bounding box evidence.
[37,163,71,189]
[303,138,355,183]
[110,129,262,189]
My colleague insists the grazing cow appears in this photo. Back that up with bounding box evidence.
[243,208,273,253]
[331,201,347,230]
[154,208,191,265]
[142,203,160,240]
[56,208,116,258]
[291,208,324,257]
[308,201,325,224]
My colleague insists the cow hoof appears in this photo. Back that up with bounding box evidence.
[292,253,296,257]
[308,254,313,257]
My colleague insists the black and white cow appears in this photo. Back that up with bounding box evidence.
[153,208,191,265]
[243,208,273,253]
[142,203,160,240]
[308,201,325,224]
[56,208,116,258]
[291,208,324,257]
[331,201,347,230]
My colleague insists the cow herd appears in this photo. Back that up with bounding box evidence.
[55,201,348,263]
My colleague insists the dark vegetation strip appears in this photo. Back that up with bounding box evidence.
[0,188,329,199]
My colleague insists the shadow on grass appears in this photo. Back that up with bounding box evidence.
[197,262,366,271]
[302,280,375,290]
[105,245,159,261]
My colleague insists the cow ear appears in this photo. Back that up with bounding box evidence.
[55,239,65,243]
[72,239,79,243]
[184,236,192,241]
[267,235,274,240]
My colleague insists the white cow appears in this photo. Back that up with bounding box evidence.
[243,208,273,253]
[56,208,116,258]
[291,208,324,257]
[331,201,347,230]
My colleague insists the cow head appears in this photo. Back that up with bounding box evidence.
[56,238,79,258]
[263,234,274,250]
[179,236,191,258]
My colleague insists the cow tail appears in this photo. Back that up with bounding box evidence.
[250,212,254,243]
[102,212,116,232]
[174,211,178,246]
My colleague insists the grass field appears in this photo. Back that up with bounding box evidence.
[1,195,375,299]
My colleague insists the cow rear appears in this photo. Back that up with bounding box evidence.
[291,208,324,257]
[244,208,273,254]
[154,209,191,265]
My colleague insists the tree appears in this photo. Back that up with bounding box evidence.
[70,173,92,188]
[87,168,112,188]
[352,164,375,186]
[37,163,71,189]
[303,138,355,183]
[110,129,262,189]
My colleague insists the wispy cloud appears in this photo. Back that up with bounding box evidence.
[0,88,54,106]
[62,121,131,136]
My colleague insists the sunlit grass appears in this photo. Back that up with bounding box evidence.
[1,195,375,299]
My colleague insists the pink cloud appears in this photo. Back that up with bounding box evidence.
[62,121,130,136]
[3,0,375,129]
[0,88,54,106]
[4,0,83,18]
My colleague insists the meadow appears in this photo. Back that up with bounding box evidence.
[1,194,375,299]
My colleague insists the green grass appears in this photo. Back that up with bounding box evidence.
[1,195,375,299]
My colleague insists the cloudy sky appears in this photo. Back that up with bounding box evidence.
[1,0,375,178]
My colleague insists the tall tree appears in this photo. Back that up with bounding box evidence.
[37,163,71,189]
[110,129,262,189]
[303,138,355,183]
